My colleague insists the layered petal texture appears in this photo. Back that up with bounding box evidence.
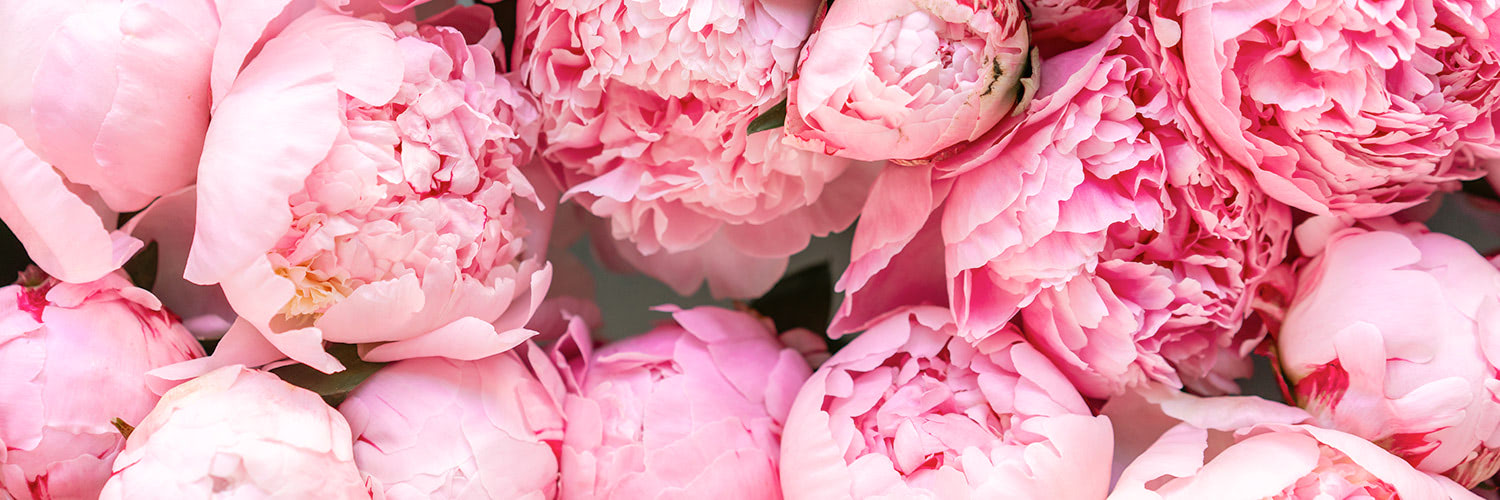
[1026,0,1127,56]
[934,15,1291,397]
[516,0,877,298]
[558,306,812,499]
[781,0,1030,162]
[1146,0,1498,217]
[1278,218,1500,487]
[0,269,204,499]
[185,6,552,373]
[99,366,371,498]
[780,306,1114,499]
[340,346,567,499]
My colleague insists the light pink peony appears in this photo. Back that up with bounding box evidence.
[99,365,371,498]
[1277,217,1500,487]
[780,0,1031,162]
[184,5,552,373]
[779,306,1114,499]
[340,345,567,499]
[0,1,217,283]
[515,0,877,298]
[557,306,812,499]
[1106,387,1477,499]
[1146,0,1495,218]
[0,269,204,500]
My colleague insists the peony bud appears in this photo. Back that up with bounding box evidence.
[341,346,566,499]
[0,269,203,499]
[1279,218,1500,487]
[99,365,371,498]
[559,306,812,499]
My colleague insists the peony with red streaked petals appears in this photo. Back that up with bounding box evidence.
[1278,217,1500,487]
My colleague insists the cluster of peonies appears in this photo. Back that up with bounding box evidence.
[2,0,1500,497]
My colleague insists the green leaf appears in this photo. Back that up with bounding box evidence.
[271,344,386,407]
[750,262,832,335]
[746,99,788,135]
[123,241,159,291]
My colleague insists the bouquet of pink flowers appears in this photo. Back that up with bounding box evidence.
[3,0,1500,497]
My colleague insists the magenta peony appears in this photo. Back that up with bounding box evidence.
[99,365,370,498]
[515,0,877,298]
[184,5,552,373]
[1145,0,1496,218]
[779,306,1114,499]
[1278,217,1500,487]
[1107,388,1477,499]
[557,306,811,499]
[0,269,204,499]
[340,346,566,499]
[780,0,1031,162]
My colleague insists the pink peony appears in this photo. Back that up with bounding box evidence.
[1145,0,1495,218]
[340,346,566,499]
[780,0,1031,162]
[779,306,1114,499]
[0,269,204,499]
[918,14,1291,398]
[0,0,216,227]
[1277,217,1500,487]
[1106,388,1477,499]
[99,365,371,498]
[557,306,812,499]
[184,5,552,373]
[515,0,877,298]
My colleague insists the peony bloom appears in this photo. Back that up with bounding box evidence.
[1146,0,1495,218]
[1277,218,1500,487]
[516,0,877,298]
[924,14,1292,398]
[558,306,812,499]
[780,0,1031,162]
[0,1,217,283]
[1106,388,1477,499]
[780,306,1114,499]
[340,346,566,499]
[99,365,371,498]
[0,269,204,500]
[184,5,552,373]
